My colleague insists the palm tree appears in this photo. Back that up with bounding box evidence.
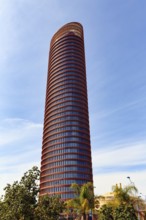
[112,183,138,205]
[66,182,94,220]
[97,184,139,220]
[111,183,142,219]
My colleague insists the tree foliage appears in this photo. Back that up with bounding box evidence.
[113,204,138,220]
[98,184,139,220]
[0,166,40,220]
[66,182,94,220]
[0,166,66,220]
[35,195,66,220]
[99,204,138,220]
[112,183,138,205]
[98,205,114,220]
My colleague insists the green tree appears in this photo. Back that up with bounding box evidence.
[66,182,94,220]
[112,183,138,205]
[0,166,40,220]
[98,183,139,220]
[35,195,66,220]
[98,205,114,220]
[98,204,138,220]
[113,204,138,220]
[0,166,67,219]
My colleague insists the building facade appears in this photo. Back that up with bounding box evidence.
[40,22,93,200]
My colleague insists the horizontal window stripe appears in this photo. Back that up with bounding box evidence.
[41,166,91,175]
[42,154,90,164]
[42,142,90,154]
[41,179,89,187]
[41,173,91,181]
[41,159,91,169]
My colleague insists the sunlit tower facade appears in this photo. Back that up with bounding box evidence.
[40,22,93,200]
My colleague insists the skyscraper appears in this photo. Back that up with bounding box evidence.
[40,22,93,200]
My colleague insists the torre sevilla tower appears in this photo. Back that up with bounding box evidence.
[40,22,93,200]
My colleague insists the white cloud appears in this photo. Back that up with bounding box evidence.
[92,141,146,196]
[93,170,146,196]
[0,118,42,147]
[92,141,146,167]
[90,97,146,122]
[0,118,42,195]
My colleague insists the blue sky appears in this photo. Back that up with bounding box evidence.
[0,0,146,197]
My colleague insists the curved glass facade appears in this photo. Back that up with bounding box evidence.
[40,22,93,200]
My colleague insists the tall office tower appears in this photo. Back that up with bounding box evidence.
[40,22,93,200]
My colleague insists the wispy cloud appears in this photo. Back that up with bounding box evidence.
[0,118,42,147]
[92,141,146,195]
[93,170,146,196]
[92,141,146,169]
[0,118,42,195]
[90,97,146,121]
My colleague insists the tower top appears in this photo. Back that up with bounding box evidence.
[50,22,83,47]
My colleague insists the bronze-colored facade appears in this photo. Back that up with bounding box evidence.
[40,22,93,200]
